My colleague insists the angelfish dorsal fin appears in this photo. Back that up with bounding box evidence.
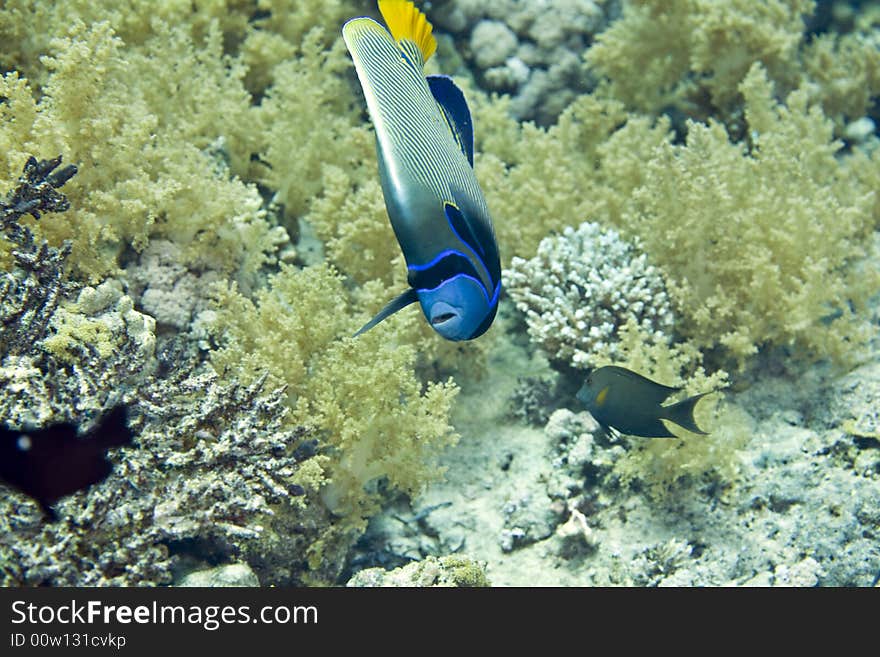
[427,75,474,167]
[353,288,420,337]
[379,0,436,65]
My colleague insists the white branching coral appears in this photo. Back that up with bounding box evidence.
[505,222,675,368]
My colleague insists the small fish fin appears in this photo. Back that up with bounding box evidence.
[662,392,710,435]
[354,288,420,337]
[607,365,681,405]
[596,421,622,442]
[444,202,484,258]
[427,75,474,166]
[379,0,436,66]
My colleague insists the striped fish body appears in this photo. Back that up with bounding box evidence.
[343,7,501,341]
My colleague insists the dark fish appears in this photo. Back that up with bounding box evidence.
[576,365,709,438]
[344,0,501,341]
[0,406,133,519]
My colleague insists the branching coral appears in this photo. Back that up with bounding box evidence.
[506,221,675,369]
[207,263,460,561]
[1,277,156,428]
[1,155,77,360]
[0,371,316,586]
[0,157,155,429]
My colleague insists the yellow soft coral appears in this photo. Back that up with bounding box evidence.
[254,30,372,225]
[471,62,876,367]
[586,0,880,136]
[586,0,812,117]
[614,64,877,365]
[0,19,283,282]
[208,263,459,524]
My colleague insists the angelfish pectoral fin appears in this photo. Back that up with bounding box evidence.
[353,288,420,337]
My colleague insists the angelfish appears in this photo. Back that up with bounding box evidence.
[576,366,710,438]
[343,0,501,341]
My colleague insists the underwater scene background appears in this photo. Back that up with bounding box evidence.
[1,0,878,586]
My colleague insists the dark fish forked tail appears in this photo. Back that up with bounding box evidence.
[663,392,710,435]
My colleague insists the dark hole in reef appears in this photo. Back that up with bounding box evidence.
[293,438,318,461]
[854,435,880,450]
[576,492,602,518]
[768,495,799,513]
[249,8,272,23]
[690,541,708,559]
[165,536,236,570]
[580,462,603,490]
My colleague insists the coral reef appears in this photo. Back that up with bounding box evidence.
[433,0,614,124]
[505,221,675,369]
[473,63,877,367]
[1,156,154,429]
[586,0,880,136]
[1,155,77,362]
[177,563,260,587]
[124,240,223,330]
[346,554,489,587]
[0,8,293,283]
[0,0,467,587]
[206,263,460,561]
[586,0,812,119]
[2,270,157,432]
[359,331,880,586]
[614,65,878,364]
[0,371,317,586]
[1,0,878,589]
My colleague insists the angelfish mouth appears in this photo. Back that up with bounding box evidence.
[431,312,456,326]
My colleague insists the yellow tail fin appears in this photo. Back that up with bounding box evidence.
[378,0,436,63]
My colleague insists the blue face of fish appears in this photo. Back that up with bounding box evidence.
[417,278,494,340]
[407,201,500,341]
